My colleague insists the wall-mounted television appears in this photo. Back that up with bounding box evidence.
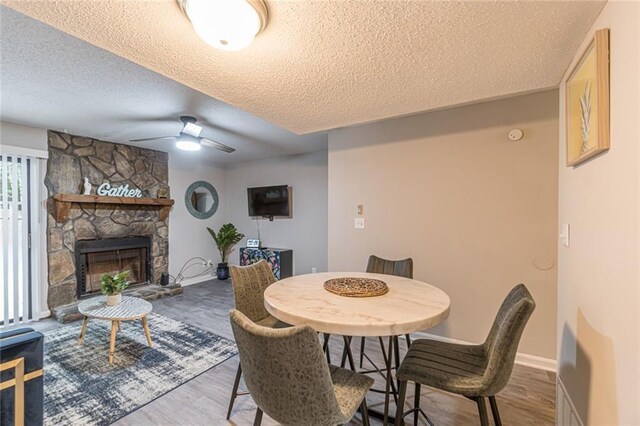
[247,185,291,219]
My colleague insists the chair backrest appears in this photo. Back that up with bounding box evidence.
[229,309,343,426]
[482,283,536,395]
[229,260,276,323]
[366,255,413,279]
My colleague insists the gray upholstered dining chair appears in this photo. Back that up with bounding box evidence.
[358,255,414,368]
[394,284,536,426]
[226,260,289,420]
[366,255,414,279]
[230,309,375,426]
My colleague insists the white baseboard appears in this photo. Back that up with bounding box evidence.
[179,273,217,287]
[516,352,557,372]
[411,331,557,372]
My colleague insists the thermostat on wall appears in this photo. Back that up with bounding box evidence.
[247,239,261,248]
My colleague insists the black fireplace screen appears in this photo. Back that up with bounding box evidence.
[75,237,151,298]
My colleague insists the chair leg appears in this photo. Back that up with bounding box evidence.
[475,397,489,426]
[405,333,411,348]
[413,383,421,426]
[253,407,263,426]
[488,396,502,426]
[394,380,408,426]
[360,397,370,426]
[226,364,243,419]
[359,336,366,368]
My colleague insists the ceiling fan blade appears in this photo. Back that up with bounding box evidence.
[129,136,176,142]
[200,138,236,153]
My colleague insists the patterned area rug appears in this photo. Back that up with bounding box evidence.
[43,313,237,425]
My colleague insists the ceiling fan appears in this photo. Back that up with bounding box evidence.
[129,116,235,153]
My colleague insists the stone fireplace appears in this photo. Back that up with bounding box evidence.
[45,131,181,322]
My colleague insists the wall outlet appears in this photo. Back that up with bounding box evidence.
[354,218,365,229]
[311,267,317,273]
[206,259,213,267]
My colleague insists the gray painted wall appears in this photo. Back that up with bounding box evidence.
[224,151,328,275]
[327,90,559,360]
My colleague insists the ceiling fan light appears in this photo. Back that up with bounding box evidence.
[181,0,268,51]
[176,137,202,151]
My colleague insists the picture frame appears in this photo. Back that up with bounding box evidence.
[565,28,610,167]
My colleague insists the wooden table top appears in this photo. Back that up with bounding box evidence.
[264,272,450,336]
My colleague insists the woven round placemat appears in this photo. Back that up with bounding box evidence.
[323,277,389,297]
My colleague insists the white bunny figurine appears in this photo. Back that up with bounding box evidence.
[83,177,92,195]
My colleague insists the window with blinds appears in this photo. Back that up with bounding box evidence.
[0,154,41,325]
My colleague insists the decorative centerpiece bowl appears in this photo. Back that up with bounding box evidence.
[323,277,388,298]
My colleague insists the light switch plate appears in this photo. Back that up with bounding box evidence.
[354,218,365,229]
[560,223,570,247]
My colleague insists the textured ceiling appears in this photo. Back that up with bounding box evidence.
[0,0,605,135]
[0,7,326,164]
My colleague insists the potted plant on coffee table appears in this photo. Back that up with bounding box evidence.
[100,270,131,306]
[207,223,244,280]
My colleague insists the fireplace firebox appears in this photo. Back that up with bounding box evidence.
[75,237,151,298]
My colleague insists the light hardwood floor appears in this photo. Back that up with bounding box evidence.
[32,280,556,425]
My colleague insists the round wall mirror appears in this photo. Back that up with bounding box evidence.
[185,181,219,219]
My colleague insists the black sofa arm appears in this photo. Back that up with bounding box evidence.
[1,327,44,426]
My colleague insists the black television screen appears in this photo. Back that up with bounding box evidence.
[247,185,290,218]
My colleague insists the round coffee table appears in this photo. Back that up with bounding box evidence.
[77,296,153,365]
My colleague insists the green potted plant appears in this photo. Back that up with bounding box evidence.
[100,270,131,306]
[207,223,244,280]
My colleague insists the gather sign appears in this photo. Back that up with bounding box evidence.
[97,183,143,198]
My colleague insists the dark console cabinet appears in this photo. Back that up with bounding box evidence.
[239,247,293,279]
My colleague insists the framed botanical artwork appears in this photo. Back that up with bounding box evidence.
[565,28,610,167]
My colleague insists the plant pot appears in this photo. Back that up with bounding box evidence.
[106,293,122,306]
[217,263,230,281]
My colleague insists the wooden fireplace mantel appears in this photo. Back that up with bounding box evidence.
[52,194,175,222]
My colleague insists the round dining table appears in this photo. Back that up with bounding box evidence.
[263,271,451,424]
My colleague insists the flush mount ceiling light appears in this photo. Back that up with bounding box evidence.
[179,0,269,51]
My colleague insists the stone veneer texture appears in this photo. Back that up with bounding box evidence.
[45,131,170,309]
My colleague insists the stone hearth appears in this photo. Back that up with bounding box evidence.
[45,130,175,314]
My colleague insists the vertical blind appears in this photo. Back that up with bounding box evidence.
[0,153,41,325]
